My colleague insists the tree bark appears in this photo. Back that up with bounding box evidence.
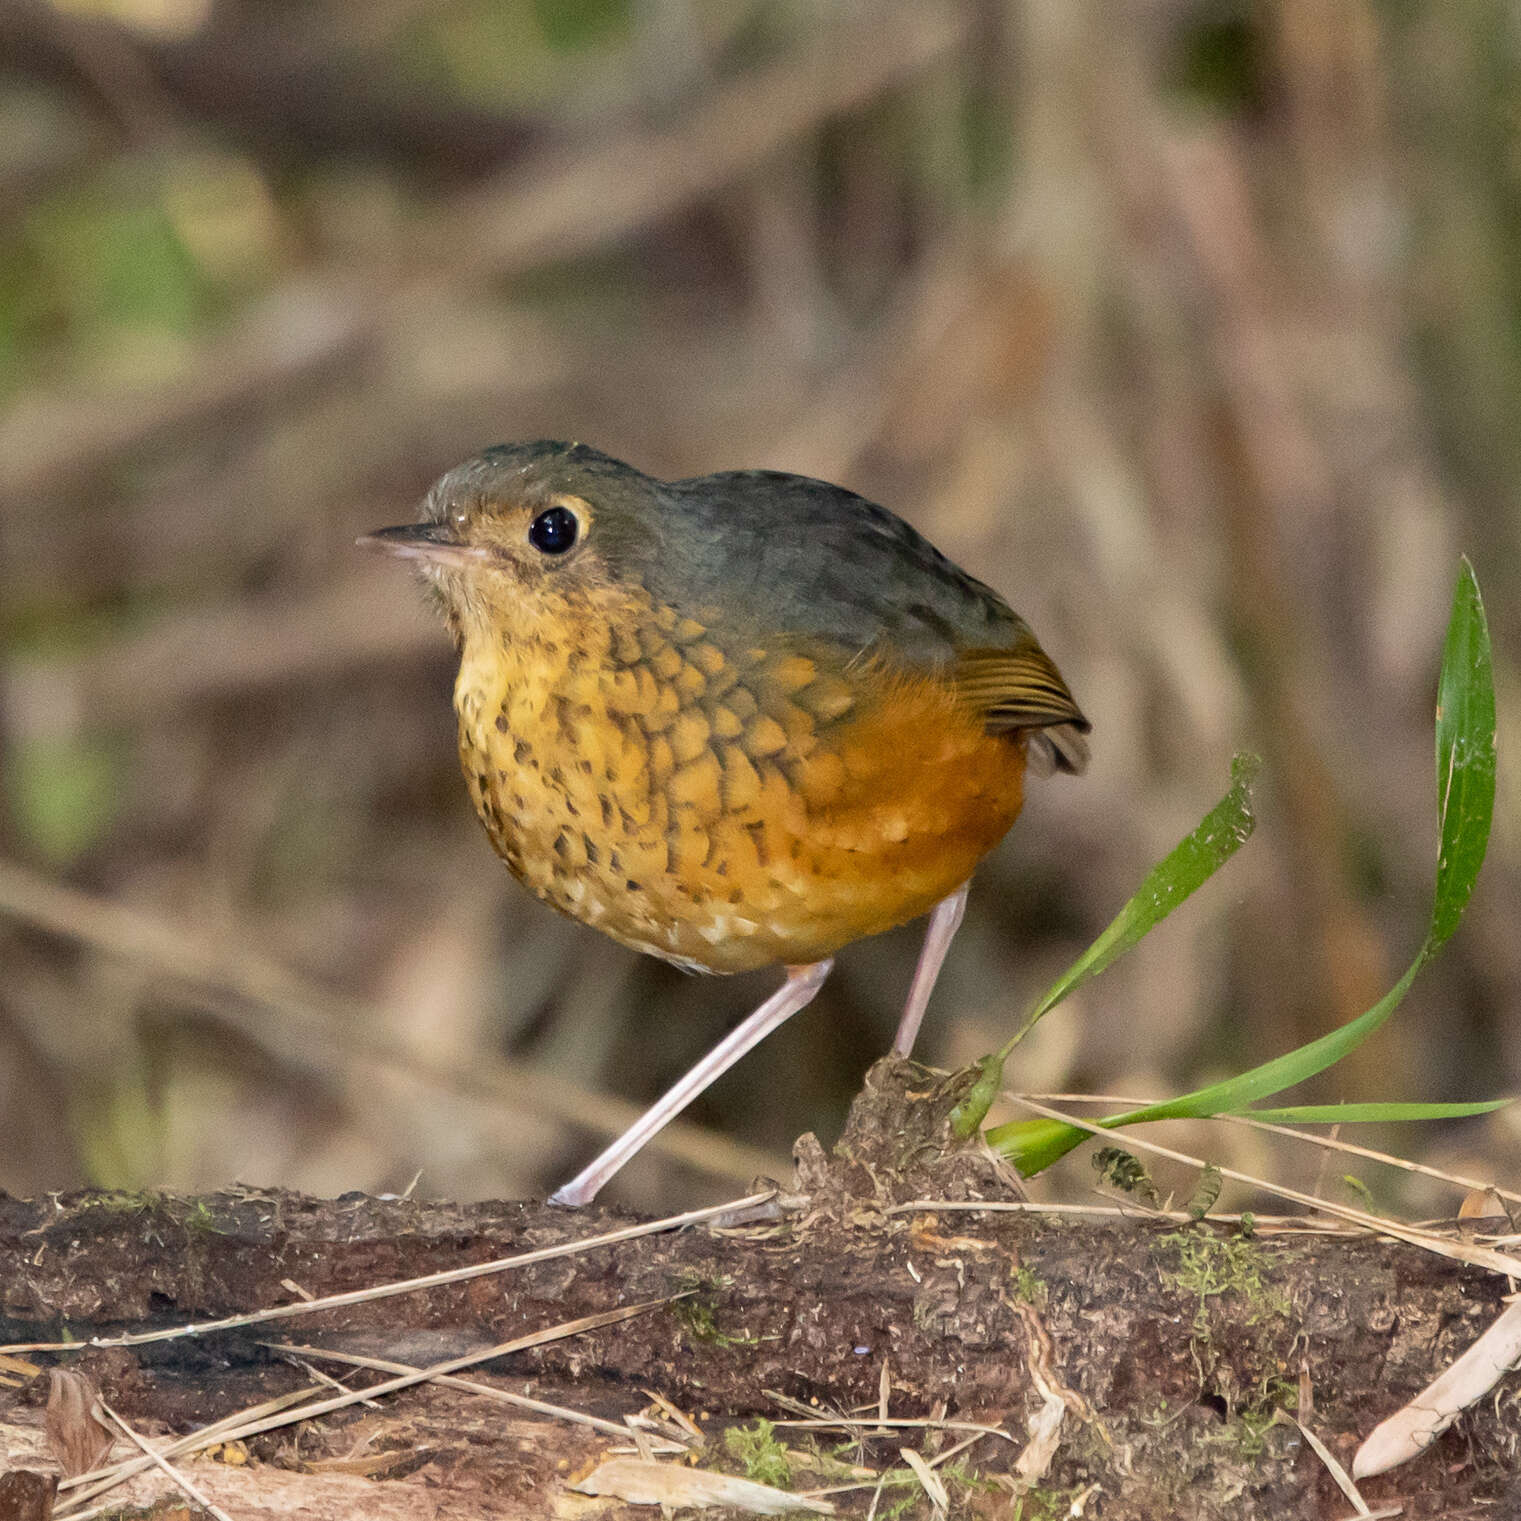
[0,1063,1516,1519]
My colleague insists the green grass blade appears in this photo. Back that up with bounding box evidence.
[1430,557,1496,953]
[1101,958,1423,1127]
[953,754,1262,1137]
[1000,961,1409,1165]
[1242,1100,1509,1123]
[993,1092,1509,1174]
[989,558,1497,1175]
[996,752,1260,1059]
[987,972,1506,1173]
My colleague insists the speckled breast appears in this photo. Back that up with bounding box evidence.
[454,591,1026,973]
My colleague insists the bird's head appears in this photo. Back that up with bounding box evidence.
[360,440,665,649]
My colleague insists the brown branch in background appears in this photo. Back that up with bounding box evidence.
[0,277,379,502]
[438,2,970,281]
[0,0,544,177]
[0,0,970,506]
[9,0,181,148]
[3,252,976,726]
[0,856,782,1190]
[0,0,1513,1217]
[1156,115,1405,1067]
[2,572,443,731]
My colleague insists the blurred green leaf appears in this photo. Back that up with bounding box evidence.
[75,1065,161,1191]
[1341,1175,1378,1213]
[1171,10,1265,114]
[989,558,1497,1176]
[96,201,201,333]
[6,734,125,864]
[533,0,630,51]
[31,186,201,335]
[403,0,628,106]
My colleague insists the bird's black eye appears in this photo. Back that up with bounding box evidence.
[528,505,579,555]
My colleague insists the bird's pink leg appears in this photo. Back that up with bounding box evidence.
[550,959,834,1206]
[891,882,970,1056]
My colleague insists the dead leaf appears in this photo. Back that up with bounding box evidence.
[900,1448,949,1515]
[1457,1187,1511,1228]
[1354,1295,1521,1478]
[570,1456,833,1514]
[44,1369,114,1478]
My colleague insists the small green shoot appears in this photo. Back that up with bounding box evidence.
[1341,1175,1379,1214]
[1008,749,1261,1048]
[1012,1263,1048,1307]
[981,557,1503,1174]
[723,1419,793,1489]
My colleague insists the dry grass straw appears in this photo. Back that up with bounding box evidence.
[263,1340,680,1447]
[1273,1410,1379,1519]
[54,1296,674,1516]
[93,1398,235,1521]
[988,1091,1521,1481]
[767,1308,1069,1508]
[21,1190,772,1513]
[54,1384,324,1515]
[1025,1090,1521,1210]
[999,1095,1521,1278]
[767,1414,1018,1447]
[887,1194,1367,1236]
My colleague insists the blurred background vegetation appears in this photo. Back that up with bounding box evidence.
[0,0,1517,1213]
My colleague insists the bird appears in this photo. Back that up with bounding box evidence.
[361,440,1088,1205]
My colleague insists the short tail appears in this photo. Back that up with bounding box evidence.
[1023,720,1090,777]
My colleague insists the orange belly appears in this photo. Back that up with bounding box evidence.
[650,675,1026,970]
[455,607,1026,973]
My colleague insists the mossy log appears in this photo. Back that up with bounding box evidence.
[0,1063,1516,1520]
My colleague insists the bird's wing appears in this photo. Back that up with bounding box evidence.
[952,644,1091,775]
[658,470,1090,771]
